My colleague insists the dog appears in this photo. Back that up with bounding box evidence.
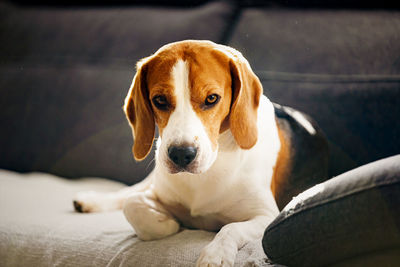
[73,40,329,266]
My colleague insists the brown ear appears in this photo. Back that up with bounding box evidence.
[229,57,262,149]
[123,58,155,161]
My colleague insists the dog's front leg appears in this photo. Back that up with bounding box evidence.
[73,173,153,213]
[123,189,180,241]
[196,215,275,267]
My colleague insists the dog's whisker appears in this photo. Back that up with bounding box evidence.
[145,158,155,171]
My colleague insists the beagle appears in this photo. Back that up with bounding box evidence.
[73,40,329,266]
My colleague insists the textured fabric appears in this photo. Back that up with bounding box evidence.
[0,1,235,184]
[262,155,400,266]
[0,169,273,267]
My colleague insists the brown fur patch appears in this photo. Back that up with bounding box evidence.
[271,121,291,204]
[146,55,178,135]
[187,47,233,150]
[124,60,155,161]
[227,52,262,149]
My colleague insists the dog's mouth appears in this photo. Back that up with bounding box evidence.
[165,159,201,175]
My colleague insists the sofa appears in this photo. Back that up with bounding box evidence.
[0,0,399,266]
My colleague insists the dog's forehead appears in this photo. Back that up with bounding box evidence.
[146,42,231,90]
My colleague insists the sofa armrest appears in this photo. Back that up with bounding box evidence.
[263,155,400,266]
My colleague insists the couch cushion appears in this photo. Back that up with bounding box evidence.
[229,8,400,175]
[262,155,400,266]
[0,169,272,266]
[0,1,235,184]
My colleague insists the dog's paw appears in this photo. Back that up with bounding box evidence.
[196,239,237,267]
[73,191,113,213]
[123,194,180,241]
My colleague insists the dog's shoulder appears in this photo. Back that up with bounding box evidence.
[272,103,329,210]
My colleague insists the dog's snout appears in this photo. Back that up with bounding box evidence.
[168,146,197,168]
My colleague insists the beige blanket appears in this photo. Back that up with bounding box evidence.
[0,170,272,266]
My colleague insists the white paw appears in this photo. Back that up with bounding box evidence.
[73,191,114,213]
[196,239,237,267]
[123,195,180,241]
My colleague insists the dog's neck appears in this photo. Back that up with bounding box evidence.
[217,129,240,153]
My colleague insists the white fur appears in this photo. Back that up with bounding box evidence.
[74,52,281,267]
[157,60,217,174]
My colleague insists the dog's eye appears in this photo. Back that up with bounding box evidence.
[204,94,220,108]
[152,95,170,111]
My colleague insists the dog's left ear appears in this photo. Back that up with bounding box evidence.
[229,56,263,149]
[123,57,155,161]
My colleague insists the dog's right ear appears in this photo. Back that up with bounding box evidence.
[124,57,155,161]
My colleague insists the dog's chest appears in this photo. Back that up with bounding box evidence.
[154,167,249,231]
[161,201,228,231]
[154,167,268,232]
[155,174,238,231]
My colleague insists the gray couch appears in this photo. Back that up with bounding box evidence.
[1,0,399,266]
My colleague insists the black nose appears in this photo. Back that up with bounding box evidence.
[168,146,197,168]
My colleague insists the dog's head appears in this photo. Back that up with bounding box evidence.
[124,40,262,174]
